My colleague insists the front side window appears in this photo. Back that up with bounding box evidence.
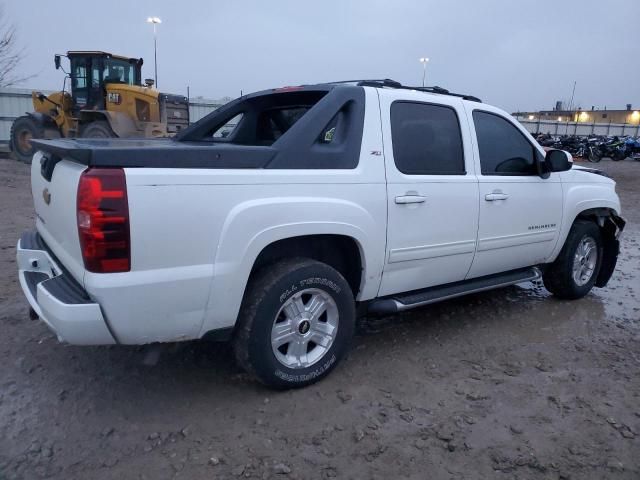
[473,111,538,175]
[72,62,87,89]
[390,102,465,175]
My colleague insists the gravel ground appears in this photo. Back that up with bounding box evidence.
[0,157,639,480]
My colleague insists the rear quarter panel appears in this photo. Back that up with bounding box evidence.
[102,171,386,343]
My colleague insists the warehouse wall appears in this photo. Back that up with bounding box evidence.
[0,87,226,144]
[518,119,640,137]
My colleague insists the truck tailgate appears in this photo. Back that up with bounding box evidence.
[31,151,87,285]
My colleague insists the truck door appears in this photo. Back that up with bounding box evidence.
[70,56,90,110]
[464,106,563,278]
[379,92,480,296]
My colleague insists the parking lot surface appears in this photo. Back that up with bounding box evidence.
[1,157,638,479]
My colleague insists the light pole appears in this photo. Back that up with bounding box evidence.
[419,57,429,87]
[146,16,162,87]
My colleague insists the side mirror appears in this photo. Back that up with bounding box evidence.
[545,149,573,173]
[144,78,155,87]
[54,55,61,70]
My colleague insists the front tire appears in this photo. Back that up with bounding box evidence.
[10,116,43,164]
[233,258,356,389]
[587,148,602,163]
[543,220,602,299]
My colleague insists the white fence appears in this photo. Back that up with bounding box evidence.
[0,87,227,144]
[517,119,640,137]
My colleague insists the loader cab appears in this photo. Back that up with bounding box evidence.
[65,52,143,112]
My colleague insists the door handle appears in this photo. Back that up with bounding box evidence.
[485,192,509,201]
[395,195,427,205]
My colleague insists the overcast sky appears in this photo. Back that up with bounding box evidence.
[3,0,639,112]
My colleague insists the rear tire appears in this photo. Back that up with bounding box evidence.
[80,121,116,138]
[612,150,626,161]
[233,258,355,389]
[10,116,43,164]
[543,220,602,299]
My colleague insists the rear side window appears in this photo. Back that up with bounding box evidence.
[390,102,465,175]
[256,107,309,144]
[473,111,538,175]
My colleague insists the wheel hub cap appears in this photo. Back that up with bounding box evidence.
[271,288,339,369]
[298,319,311,335]
[572,235,598,286]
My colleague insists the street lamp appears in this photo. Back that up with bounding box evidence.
[419,57,429,87]
[146,16,162,87]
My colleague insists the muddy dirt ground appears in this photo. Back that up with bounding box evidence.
[0,157,638,480]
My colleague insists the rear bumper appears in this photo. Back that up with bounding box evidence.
[16,231,116,345]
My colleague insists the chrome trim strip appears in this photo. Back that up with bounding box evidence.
[477,230,556,252]
[388,239,477,263]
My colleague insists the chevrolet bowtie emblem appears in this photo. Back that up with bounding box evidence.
[42,188,51,205]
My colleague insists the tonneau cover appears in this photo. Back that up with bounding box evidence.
[31,138,277,169]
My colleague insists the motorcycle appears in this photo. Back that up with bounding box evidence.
[534,134,640,162]
[600,137,627,161]
[584,137,604,163]
[624,137,640,160]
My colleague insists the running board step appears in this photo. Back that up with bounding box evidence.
[368,267,542,315]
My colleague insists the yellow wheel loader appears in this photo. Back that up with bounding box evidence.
[10,51,189,163]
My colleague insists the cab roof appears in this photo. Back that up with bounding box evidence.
[67,51,142,63]
[325,79,482,103]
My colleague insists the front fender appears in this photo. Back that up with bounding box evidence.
[201,195,386,334]
[548,183,621,262]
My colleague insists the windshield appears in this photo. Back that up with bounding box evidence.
[103,59,137,85]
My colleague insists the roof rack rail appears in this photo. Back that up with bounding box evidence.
[327,78,481,103]
[324,79,401,87]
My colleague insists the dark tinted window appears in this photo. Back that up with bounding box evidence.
[256,107,309,144]
[473,111,538,175]
[391,102,465,175]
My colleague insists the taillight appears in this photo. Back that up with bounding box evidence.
[77,168,130,273]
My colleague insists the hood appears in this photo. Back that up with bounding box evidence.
[572,165,610,177]
[566,165,615,185]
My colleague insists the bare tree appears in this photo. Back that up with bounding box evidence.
[0,7,29,87]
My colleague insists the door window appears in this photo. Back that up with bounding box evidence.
[390,102,465,175]
[473,111,540,175]
[92,64,101,88]
[72,62,87,89]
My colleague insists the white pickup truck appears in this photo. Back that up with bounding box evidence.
[17,79,625,388]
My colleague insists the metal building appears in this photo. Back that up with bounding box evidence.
[513,105,640,125]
